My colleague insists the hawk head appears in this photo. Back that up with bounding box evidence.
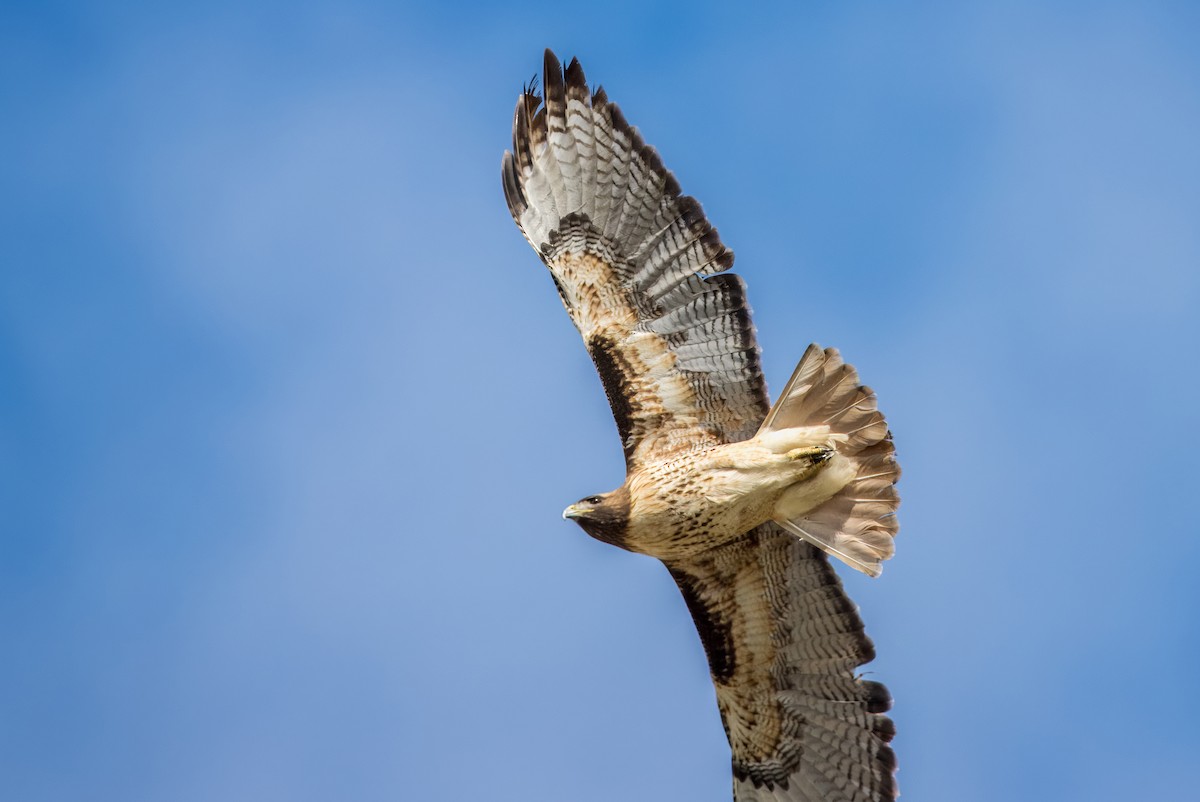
[562,487,630,548]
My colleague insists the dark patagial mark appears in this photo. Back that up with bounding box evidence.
[586,333,640,462]
[667,566,736,684]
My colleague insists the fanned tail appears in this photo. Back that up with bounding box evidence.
[763,344,900,577]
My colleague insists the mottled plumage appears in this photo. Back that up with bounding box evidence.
[503,50,901,801]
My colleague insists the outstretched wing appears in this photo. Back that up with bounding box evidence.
[667,524,897,802]
[503,50,769,468]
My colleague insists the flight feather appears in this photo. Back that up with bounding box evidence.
[504,50,768,468]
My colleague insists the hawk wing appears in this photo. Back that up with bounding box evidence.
[667,525,896,801]
[503,51,897,801]
[503,50,768,469]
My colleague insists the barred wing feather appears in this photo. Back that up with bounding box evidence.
[503,50,769,468]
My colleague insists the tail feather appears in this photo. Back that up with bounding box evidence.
[763,345,901,577]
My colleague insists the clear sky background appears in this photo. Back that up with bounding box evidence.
[3,2,1199,800]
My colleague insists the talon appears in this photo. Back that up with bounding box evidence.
[785,446,833,463]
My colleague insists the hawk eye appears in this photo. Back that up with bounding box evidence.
[585,496,603,505]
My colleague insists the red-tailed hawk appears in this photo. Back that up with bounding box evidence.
[502,51,901,802]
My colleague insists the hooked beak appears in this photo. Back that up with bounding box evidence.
[562,504,585,521]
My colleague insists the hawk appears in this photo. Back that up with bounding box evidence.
[502,50,901,802]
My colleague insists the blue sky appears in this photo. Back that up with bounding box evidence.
[3,2,1199,800]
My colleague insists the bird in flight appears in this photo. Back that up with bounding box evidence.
[502,50,901,802]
